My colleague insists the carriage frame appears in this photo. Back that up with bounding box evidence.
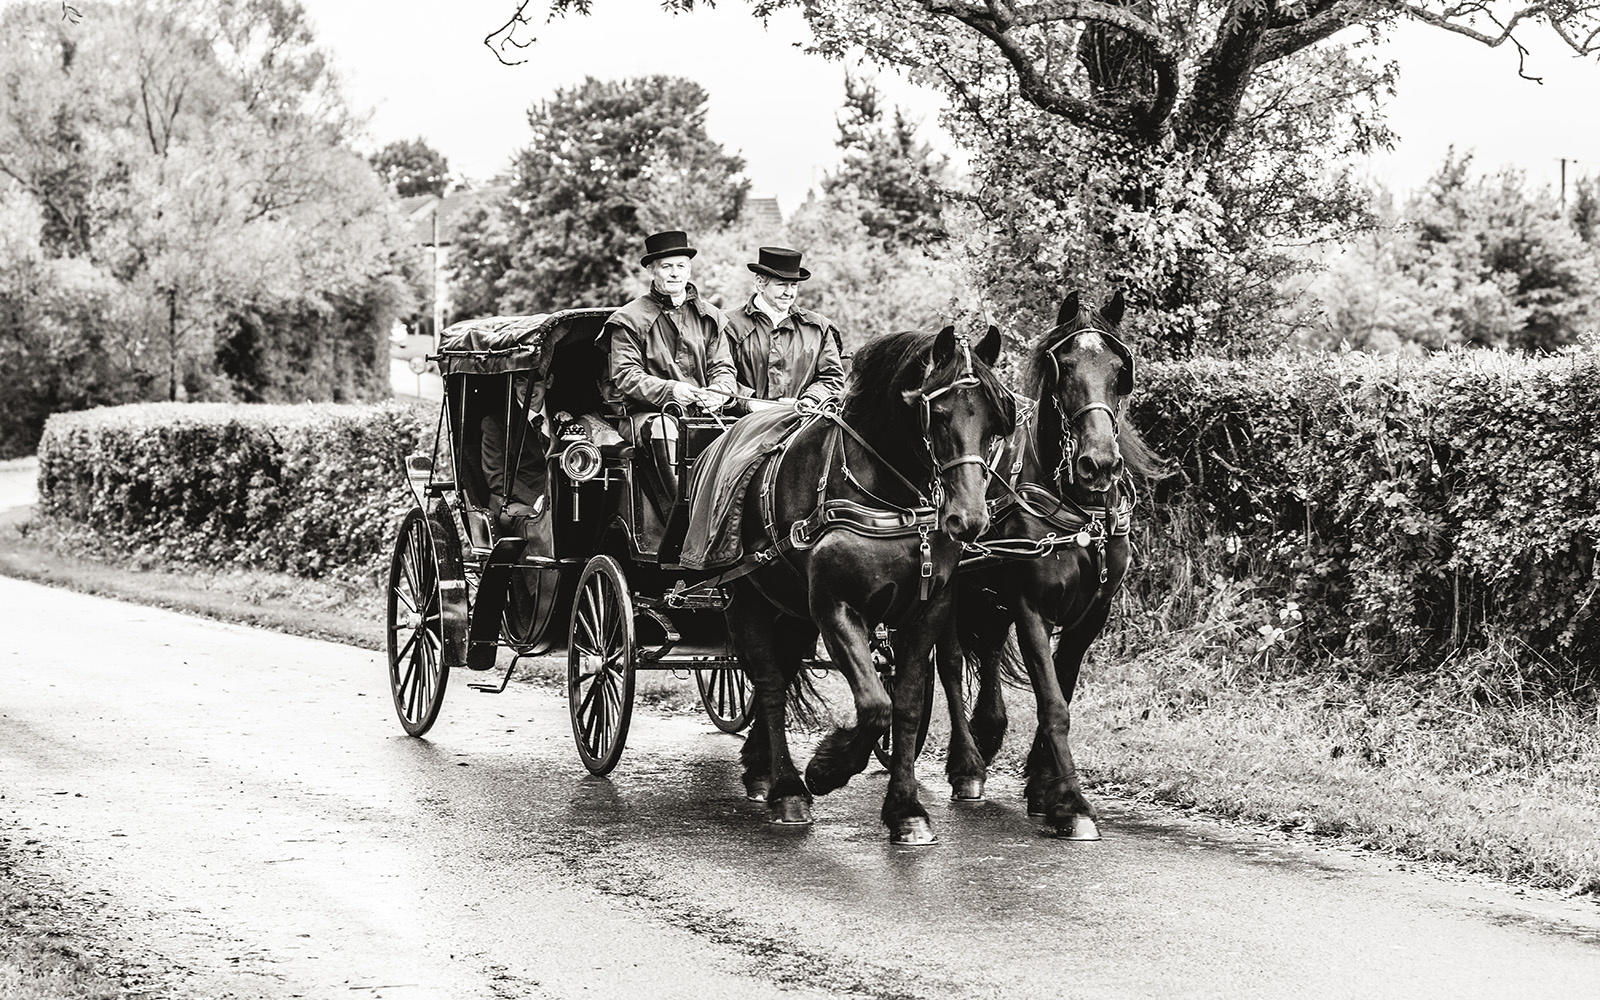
[383,309,757,773]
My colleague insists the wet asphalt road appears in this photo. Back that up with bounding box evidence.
[3,575,1599,999]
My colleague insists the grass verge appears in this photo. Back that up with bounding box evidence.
[0,836,166,999]
[3,505,1599,900]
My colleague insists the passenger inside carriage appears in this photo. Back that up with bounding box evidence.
[478,372,550,538]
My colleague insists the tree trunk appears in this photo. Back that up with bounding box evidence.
[167,288,178,402]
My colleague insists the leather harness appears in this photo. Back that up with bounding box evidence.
[703,338,992,602]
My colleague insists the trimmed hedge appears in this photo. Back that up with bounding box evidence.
[37,402,433,577]
[34,350,1600,678]
[1135,350,1600,677]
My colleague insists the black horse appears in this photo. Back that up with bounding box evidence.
[728,325,1015,844]
[940,291,1167,839]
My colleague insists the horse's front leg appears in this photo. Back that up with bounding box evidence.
[804,596,888,796]
[728,585,811,825]
[1043,602,1112,838]
[938,618,987,801]
[884,599,945,844]
[1017,594,1107,840]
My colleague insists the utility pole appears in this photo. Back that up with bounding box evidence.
[1558,157,1582,209]
[432,203,444,350]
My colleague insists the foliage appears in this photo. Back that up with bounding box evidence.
[370,137,452,197]
[509,0,1595,345]
[1290,155,1600,353]
[822,75,950,248]
[1134,348,1600,685]
[455,76,749,316]
[693,193,968,352]
[37,402,430,576]
[0,0,409,455]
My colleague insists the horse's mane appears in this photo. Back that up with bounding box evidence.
[1022,313,1170,482]
[840,329,1016,435]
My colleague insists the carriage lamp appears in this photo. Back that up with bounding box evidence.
[560,439,602,483]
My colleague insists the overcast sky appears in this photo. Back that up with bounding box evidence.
[305,1,1600,212]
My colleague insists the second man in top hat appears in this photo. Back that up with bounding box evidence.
[725,246,845,412]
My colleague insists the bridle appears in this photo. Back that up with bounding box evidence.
[912,335,999,503]
[1040,323,1135,490]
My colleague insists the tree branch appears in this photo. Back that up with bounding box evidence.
[1256,1,1371,64]
[921,0,1178,139]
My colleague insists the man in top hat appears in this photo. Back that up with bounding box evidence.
[604,229,737,511]
[725,246,845,412]
[605,229,737,413]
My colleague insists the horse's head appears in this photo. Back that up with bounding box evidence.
[1034,290,1135,495]
[906,324,1015,542]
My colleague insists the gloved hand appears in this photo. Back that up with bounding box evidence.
[669,381,700,407]
[697,390,730,412]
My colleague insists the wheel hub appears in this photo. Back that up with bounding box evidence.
[406,611,423,631]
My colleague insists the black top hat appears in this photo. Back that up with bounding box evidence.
[640,230,697,266]
[747,246,810,282]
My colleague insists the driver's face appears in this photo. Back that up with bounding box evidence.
[649,256,691,296]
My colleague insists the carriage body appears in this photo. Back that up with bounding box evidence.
[384,309,752,765]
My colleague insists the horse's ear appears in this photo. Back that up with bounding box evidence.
[1057,291,1080,330]
[1100,290,1126,326]
[932,325,958,366]
[975,325,1002,366]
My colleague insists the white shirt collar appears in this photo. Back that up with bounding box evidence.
[751,293,788,326]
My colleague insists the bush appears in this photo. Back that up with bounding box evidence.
[37,402,433,577]
[1135,348,1600,685]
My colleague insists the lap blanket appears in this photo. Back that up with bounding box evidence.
[679,406,806,570]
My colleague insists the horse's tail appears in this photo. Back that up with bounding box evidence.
[956,605,1029,689]
[785,663,827,730]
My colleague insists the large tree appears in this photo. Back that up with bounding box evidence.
[497,2,1597,351]
[459,75,748,314]
[823,75,951,247]
[0,0,409,452]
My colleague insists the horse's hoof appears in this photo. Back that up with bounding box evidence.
[744,778,772,802]
[1026,800,1045,818]
[949,777,986,801]
[889,816,939,846]
[1049,814,1101,841]
[767,797,813,826]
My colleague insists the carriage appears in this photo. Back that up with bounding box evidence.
[383,309,761,774]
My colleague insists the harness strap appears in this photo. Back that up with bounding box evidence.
[824,412,929,504]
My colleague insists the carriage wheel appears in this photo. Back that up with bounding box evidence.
[567,555,636,776]
[695,662,753,734]
[387,507,450,737]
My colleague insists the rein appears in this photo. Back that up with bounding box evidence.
[753,335,997,601]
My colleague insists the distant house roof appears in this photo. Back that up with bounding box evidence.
[402,187,511,246]
[743,196,783,233]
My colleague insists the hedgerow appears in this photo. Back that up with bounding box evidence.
[37,402,433,577]
[1134,349,1600,683]
[34,350,1600,683]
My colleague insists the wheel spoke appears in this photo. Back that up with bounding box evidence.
[394,629,420,671]
[575,670,603,723]
[393,586,417,616]
[403,526,424,598]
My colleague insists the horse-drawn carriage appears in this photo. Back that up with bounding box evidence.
[384,309,756,774]
[385,292,1146,844]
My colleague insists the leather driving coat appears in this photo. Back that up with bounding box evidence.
[725,296,846,407]
[605,283,736,412]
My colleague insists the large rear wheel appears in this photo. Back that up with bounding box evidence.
[567,556,636,776]
[695,661,753,734]
[387,507,450,736]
